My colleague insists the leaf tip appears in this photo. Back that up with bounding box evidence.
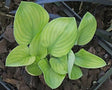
[101,60,107,67]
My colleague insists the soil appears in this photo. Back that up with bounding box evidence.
[0,0,112,90]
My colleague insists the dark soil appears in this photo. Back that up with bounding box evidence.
[0,0,112,90]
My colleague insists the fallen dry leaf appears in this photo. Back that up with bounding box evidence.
[3,23,15,43]
[0,59,5,69]
[88,47,96,54]
[0,39,7,54]
[3,78,20,86]
[18,82,30,90]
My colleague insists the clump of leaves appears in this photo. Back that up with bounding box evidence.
[6,1,106,89]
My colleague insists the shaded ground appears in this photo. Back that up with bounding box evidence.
[0,0,112,90]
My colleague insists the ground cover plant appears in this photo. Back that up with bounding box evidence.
[5,1,106,89]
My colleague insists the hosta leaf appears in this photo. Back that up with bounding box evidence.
[74,49,106,68]
[68,50,75,78]
[6,45,35,67]
[38,59,65,89]
[40,17,77,57]
[76,12,97,45]
[29,34,47,59]
[70,65,82,80]
[25,56,42,76]
[14,1,49,45]
[68,50,82,79]
[50,55,67,74]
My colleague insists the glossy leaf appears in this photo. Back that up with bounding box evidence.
[25,56,42,76]
[6,45,35,67]
[29,34,47,59]
[74,49,106,68]
[14,1,49,45]
[38,59,65,89]
[50,55,67,74]
[76,12,97,45]
[40,17,77,57]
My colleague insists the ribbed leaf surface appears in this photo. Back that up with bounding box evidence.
[38,59,65,89]
[70,65,82,80]
[75,49,106,68]
[14,1,49,45]
[50,56,67,74]
[6,45,35,67]
[76,12,97,45]
[25,56,42,76]
[29,34,47,59]
[40,17,77,57]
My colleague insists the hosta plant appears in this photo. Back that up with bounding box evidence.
[6,1,106,89]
